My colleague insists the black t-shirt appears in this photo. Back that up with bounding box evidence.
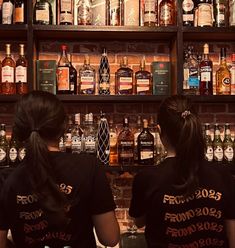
[0,152,116,248]
[129,157,235,248]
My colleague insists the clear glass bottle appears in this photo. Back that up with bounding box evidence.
[216,47,231,95]
[64,115,73,153]
[204,123,213,162]
[223,123,234,163]
[1,44,16,95]
[98,48,110,95]
[77,0,92,25]
[115,57,133,95]
[2,0,14,24]
[79,55,96,95]
[229,0,235,26]
[109,0,121,26]
[159,0,176,26]
[214,0,227,27]
[71,113,83,154]
[213,123,223,162]
[59,0,73,25]
[0,124,8,167]
[16,44,28,95]
[33,0,53,25]
[14,0,25,24]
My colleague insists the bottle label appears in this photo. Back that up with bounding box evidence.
[160,4,174,25]
[60,13,73,24]
[64,133,72,147]
[36,10,49,22]
[224,146,234,162]
[119,77,133,90]
[183,14,194,22]
[80,76,95,90]
[229,1,235,25]
[144,0,155,12]
[0,148,7,162]
[231,64,235,95]
[19,148,26,161]
[2,66,14,83]
[221,77,231,94]
[214,146,223,161]
[120,141,134,146]
[140,150,154,160]
[61,0,72,12]
[200,66,212,81]
[16,66,27,83]
[57,67,70,91]
[15,6,24,23]
[84,136,96,151]
[2,2,13,24]
[110,132,117,147]
[71,136,82,151]
[182,0,194,12]
[9,148,18,162]
[205,146,213,161]
[136,79,150,93]
[198,4,213,27]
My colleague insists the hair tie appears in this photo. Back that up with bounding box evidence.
[181,110,191,119]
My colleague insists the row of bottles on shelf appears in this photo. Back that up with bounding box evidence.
[183,43,235,95]
[204,123,235,163]
[60,113,166,166]
[182,0,235,27]
[0,43,28,95]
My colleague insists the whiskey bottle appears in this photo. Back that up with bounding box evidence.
[197,0,214,27]
[213,124,223,162]
[2,0,13,24]
[109,0,121,26]
[137,119,154,165]
[98,48,110,95]
[109,117,118,165]
[214,0,227,27]
[115,57,133,95]
[18,141,26,162]
[33,0,53,25]
[14,0,25,24]
[135,58,152,95]
[64,115,73,153]
[143,0,157,26]
[230,53,235,95]
[71,113,83,154]
[77,0,92,25]
[16,44,28,95]
[216,47,231,95]
[199,43,213,95]
[59,0,73,25]
[1,44,16,95]
[223,123,234,163]
[8,134,19,167]
[204,123,213,162]
[182,0,194,26]
[57,44,71,94]
[69,54,77,94]
[79,55,96,95]
[159,0,176,26]
[133,116,142,163]
[229,0,235,26]
[0,124,8,167]
[117,117,134,166]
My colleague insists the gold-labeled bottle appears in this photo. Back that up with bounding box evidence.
[216,47,231,95]
[213,124,223,162]
[223,123,234,163]
[1,44,16,95]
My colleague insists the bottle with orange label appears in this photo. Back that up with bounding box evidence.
[14,0,25,24]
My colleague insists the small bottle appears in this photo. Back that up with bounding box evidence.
[1,44,16,95]
[199,43,213,95]
[16,44,28,95]
[18,141,26,162]
[69,54,77,94]
[115,57,133,95]
[59,0,73,25]
[159,0,176,26]
[77,0,92,25]
[2,0,14,24]
[64,115,73,153]
[57,44,71,94]
[133,116,142,163]
[109,117,118,165]
[8,134,19,167]
[71,113,83,154]
[143,0,157,26]
[135,58,152,95]
[33,0,53,25]
[117,117,134,166]
[223,123,234,163]
[216,47,231,95]
[98,48,110,95]
[204,123,213,162]
[197,0,214,27]
[0,124,8,167]
[213,124,223,162]
[231,53,235,95]
[229,0,235,26]
[214,0,227,27]
[182,0,194,26]
[14,0,25,24]
[78,55,96,95]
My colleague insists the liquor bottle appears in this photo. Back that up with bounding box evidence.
[83,113,97,154]
[159,0,176,26]
[204,123,213,162]
[199,43,213,95]
[78,55,96,95]
[8,134,19,167]
[143,0,157,26]
[0,124,8,167]
[1,44,16,95]
[213,124,223,162]
[71,113,83,154]
[137,119,154,165]
[69,54,77,94]
[109,117,118,165]
[223,123,234,163]
[182,0,194,26]
[115,57,133,95]
[231,53,235,95]
[33,0,53,25]
[117,117,134,166]
[183,50,189,90]
[16,44,28,95]
[64,115,73,153]
[109,0,121,25]
[148,115,157,160]
[14,0,25,24]
[98,48,110,95]
[97,113,110,166]
[229,0,235,26]
[57,44,71,94]
[77,0,92,25]
[133,116,142,163]
[0,2,2,24]
[59,0,73,25]
[2,0,14,24]
[216,47,231,95]
[197,0,214,27]
[59,136,65,152]
[214,0,227,27]
[135,58,152,95]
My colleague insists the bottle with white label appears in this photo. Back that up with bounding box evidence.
[182,0,194,26]
[229,0,235,26]
[223,123,234,163]
[8,134,19,167]
[204,123,213,162]
[64,115,73,153]
[0,124,8,167]
[33,0,53,25]
[213,124,223,162]
[2,0,14,24]
[59,0,73,25]
[197,0,214,27]
[71,113,83,154]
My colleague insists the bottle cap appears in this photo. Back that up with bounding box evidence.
[220,47,226,58]
[61,44,67,51]
[203,43,209,55]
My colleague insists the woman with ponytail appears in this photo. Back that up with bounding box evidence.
[0,91,119,248]
[129,95,235,248]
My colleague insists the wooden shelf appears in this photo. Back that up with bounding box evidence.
[32,25,178,41]
[0,24,28,40]
[0,95,21,103]
[187,95,235,103]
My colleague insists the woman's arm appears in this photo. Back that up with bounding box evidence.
[92,211,120,247]
[0,230,7,248]
[226,219,235,248]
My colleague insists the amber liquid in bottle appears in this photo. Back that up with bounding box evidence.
[159,0,176,26]
[14,0,25,24]
[1,44,16,95]
[16,44,28,94]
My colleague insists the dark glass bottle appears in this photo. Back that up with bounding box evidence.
[8,134,19,167]
[59,0,73,25]
[204,123,213,162]
[33,0,53,25]
[0,124,8,167]
[14,0,25,24]
[223,123,234,163]
[98,48,110,95]
[2,0,14,24]
[69,54,77,94]
[137,119,154,165]
[213,124,223,162]
[182,0,194,26]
